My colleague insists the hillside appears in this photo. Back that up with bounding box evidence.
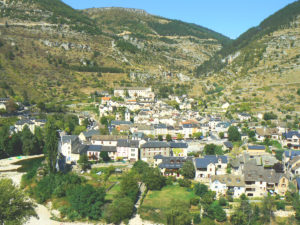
[193,0,300,114]
[0,0,230,102]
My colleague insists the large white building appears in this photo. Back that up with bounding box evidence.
[114,87,155,100]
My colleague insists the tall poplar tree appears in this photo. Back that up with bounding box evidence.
[44,118,58,173]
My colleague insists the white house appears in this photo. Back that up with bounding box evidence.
[238,113,251,121]
[116,139,139,162]
[194,156,228,183]
[59,135,87,164]
[114,87,155,100]
[91,135,127,146]
[210,174,245,198]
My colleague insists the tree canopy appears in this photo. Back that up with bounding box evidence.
[228,126,241,142]
[0,179,37,225]
[180,160,195,179]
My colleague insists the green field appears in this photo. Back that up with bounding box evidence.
[139,184,197,223]
[105,182,121,201]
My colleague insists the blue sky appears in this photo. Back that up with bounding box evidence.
[62,0,296,39]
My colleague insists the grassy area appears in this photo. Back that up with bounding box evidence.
[139,184,197,223]
[105,182,121,201]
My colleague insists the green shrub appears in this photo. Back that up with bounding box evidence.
[190,197,200,206]
[177,178,191,188]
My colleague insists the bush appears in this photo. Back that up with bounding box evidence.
[104,197,135,224]
[219,197,227,206]
[193,214,201,224]
[276,201,286,210]
[194,183,208,197]
[177,178,191,188]
[166,176,174,185]
[190,197,200,206]
[66,184,106,220]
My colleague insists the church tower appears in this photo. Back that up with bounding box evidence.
[125,108,130,122]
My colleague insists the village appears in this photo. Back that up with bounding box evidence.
[7,86,300,200]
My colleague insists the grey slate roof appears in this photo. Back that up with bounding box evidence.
[211,174,245,187]
[182,124,198,128]
[154,154,165,160]
[82,129,99,138]
[195,155,228,169]
[158,156,192,169]
[111,120,132,126]
[223,141,233,149]
[283,131,300,139]
[244,161,286,183]
[170,142,188,149]
[141,141,170,148]
[61,135,78,143]
[117,139,139,148]
[101,146,117,152]
[154,124,167,129]
[132,132,146,139]
[87,145,102,152]
[248,145,266,150]
[284,150,300,158]
[71,143,87,154]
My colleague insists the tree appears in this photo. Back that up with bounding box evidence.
[158,135,163,141]
[219,132,224,139]
[100,126,109,135]
[203,144,223,155]
[194,183,208,197]
[100,151,110,162]
[0,179,37,225]
[200,191,216,216]
[230,194,259,225]
[74,125,86,135]
[207,202,227,222]
[228,126,241,142]
[180,160,195,179]
[143,167,166,190]
[192,132,202,139]
[263,112,277,121]
[177,133,184,140]
[297,88,300,96]
[132,160,149,175]
[166,200,192,225]
[44,118,58,174]
[6,133,22,156]
[78,154,90,171]
[260,194,275,224]
[119,173,139,201]
[273,162,284,173]
[67,184,105,220]
[166,134,172,142]
[275,150,284,161]
[104,197,135,224]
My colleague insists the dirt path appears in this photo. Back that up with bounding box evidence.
[127,183,161,225]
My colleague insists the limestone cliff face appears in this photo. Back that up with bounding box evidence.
[0,1,229,101]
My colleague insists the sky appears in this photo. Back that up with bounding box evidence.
[62,0,296,39]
